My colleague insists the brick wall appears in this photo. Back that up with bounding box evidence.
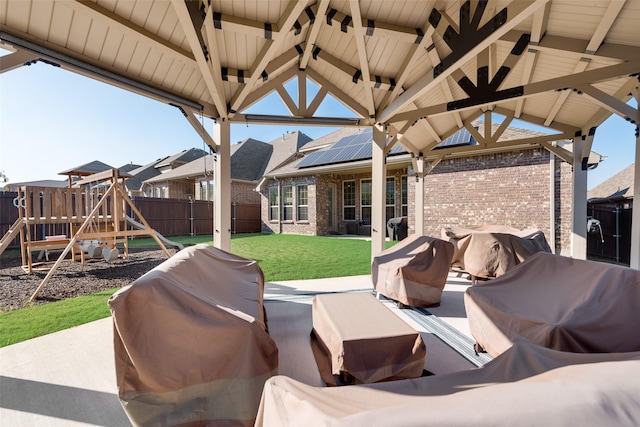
[555,157,573,255]
[409,148,570,254]
[260,148,572,254]
[261,176,317,235]
[231,182,261,204]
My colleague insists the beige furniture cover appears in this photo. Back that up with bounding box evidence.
[442,225,551,279]
[311,292,425,386]
[372,234,454,307]
[255,342,640,426]
[109,244,279,427]
[465,251,640,357]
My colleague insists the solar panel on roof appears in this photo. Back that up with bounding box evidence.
[300,126,448,169]
[354,144,372,160]
[389,144,406,154]
[435,128,476,149]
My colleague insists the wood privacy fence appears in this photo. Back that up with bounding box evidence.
[0,191,261,249]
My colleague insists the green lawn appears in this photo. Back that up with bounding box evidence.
[0,234,395,347]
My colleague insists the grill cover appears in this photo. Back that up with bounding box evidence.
[109,244,278,426]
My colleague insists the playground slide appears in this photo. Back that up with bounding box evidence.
[125,216,184,251]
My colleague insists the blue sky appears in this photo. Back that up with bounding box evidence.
[1,52,636,189]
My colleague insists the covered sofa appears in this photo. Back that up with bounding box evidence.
[465,251,640,357]
[441,225,551,279]
[372,234,454,307]
[108,244,278,427]
[255,342,640,426]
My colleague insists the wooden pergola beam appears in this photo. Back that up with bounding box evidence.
[228,0,308,114]
[171,0,226,118]
[0,49,38,73]
[388,58,640,124]
[379,0,546,123]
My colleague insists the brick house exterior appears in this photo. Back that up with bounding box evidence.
[260,127,579,256]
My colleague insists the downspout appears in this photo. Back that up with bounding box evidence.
[615,205,620,263]
[189,196,194,236]
[275,177,282,234]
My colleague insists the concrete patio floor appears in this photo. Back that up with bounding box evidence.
[0,273,481,426]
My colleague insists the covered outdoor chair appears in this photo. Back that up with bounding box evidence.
[372,234,454,307]
[441,225,551,280]
[109,244,278,427]
[465,252,640,357]
[255,343,640,426]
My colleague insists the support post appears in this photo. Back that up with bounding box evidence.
[549,152,556,254]
[371,124,387,261]
[413,155,426,235]
[630,84,640,269]
[571,136,588,259]
[214,119,232,252]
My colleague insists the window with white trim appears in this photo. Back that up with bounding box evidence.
[361,179,372,224]
[297,185,308,221]
[268,187,278,221]
[386,177,395,221]
[401,175,408,217]
[282,185,293,221]
[343,180,356,220]
[200,181,207,200]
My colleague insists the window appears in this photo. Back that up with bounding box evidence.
[269,187,279,221]
[361,179,372,223]
[343,181,356,220]
[282,185,293,221]
[154,187,161,198]
[161,186,168,198]
[297,185,308,221]
[401,176,408,216]
[386,177,395,221]
[200,181,207,200]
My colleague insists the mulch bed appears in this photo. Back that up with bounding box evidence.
[0,247,175,312]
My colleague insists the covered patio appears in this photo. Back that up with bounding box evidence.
[0,273,484,426]
[1,0,639,267]
[1,1,640,424]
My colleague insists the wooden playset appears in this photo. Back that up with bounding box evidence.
[0,169,181,301]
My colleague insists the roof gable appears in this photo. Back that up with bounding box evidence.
[264,131,313,173]
[230,138,273,181]
[588,163,635,201]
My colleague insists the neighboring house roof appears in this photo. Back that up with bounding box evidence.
[7,179,68,189]
[59,160,113,176]
[144,155,214,183]
[155,148,208,169]
[588,163,635,201]
[143,138,272,184]
[230,138,273,181]
[125,158,168,191]
[118,163,142,174]
[264,130,313,174]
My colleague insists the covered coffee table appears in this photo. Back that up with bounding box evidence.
[310,292,425,386]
